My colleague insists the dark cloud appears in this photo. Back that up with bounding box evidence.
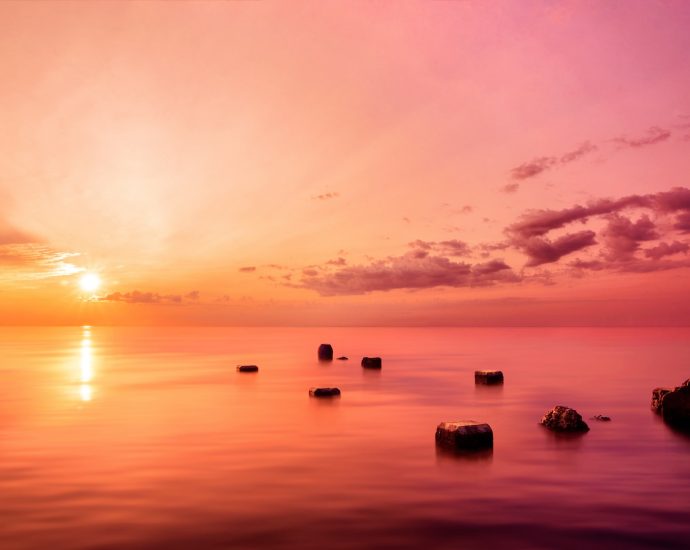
[644,241,689,260]
[299,251,519,296]
[674,212,690,233]
[614,126,671,148]
[239,266,256,272]
[522,231,597,267]
[602,214,658,261]
[101,290,200,304]
[408,239,471,257]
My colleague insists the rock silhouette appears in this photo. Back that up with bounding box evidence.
[236,365,259,373]
[361,357,382,369]
[318,344,333,361]
[540,406,589,432]
[475,370,504,384]
[435,421,493,450]
[309,387,341,397]
[652,379,690,429]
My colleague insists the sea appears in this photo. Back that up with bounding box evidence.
[1,326,689,549]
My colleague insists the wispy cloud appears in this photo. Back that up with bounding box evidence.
[613,126,671,148]
[312,192,340,201]
[101,290,200,304]
[510,142,597,180]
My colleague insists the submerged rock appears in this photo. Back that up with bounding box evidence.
[236,365,259,373]
[475,370,504,385]
[653,379,690,429]
[336,356,349,361]
[435,421,493,450]
[361,357,382,369]
[309,387,341,397]
[318,344,333,361]
[540,406,589,432]
[592,415,611,422]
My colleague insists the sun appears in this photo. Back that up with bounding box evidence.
[79,273,101,293]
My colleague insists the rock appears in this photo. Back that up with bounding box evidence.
[336,356,349,361]
[540,406,589,432]
[236,365,259,373]
[592,415,611,422]
[435,421,493,451]
[361,357,382,369]
[318,344,333,361]
[475,370,504,385]
[653,379,690,428]
[652,387,671,411]
[309,387,341,397]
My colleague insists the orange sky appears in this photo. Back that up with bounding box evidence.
[1,1,690,326]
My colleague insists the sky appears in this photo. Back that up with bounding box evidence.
[1,0,690,326]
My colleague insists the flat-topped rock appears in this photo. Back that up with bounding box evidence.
[541,405,589,432]
[361,357,382,369]
[318,344,333,361]
[336,356,349,361]
[236,365,259,373]
[309,387,341,397]
[475,370,504,385]
[653,379,690,428]
[435,421,493,450]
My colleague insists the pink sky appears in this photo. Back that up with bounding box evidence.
[1,0,690,326]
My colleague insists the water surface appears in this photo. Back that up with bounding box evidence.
[1,327,689,549]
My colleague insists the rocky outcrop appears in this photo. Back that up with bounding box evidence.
[652,388,671,411]
[435,421,493,450]
[540,406,589,432]
[653,379,690,428]
[475,370,504,385]
[236,365,259,373]
[309,387,341,397]
[318,344,333,361]
[361,357,382,369]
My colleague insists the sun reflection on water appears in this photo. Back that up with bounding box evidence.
[79,326,93,401]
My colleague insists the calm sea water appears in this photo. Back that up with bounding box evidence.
[1,326,689,550]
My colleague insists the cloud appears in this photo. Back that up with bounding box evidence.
[522,231,597,267]
[674,212,690,233]
[601,214,658,261]
[297,186,690,296]
[101,290,200,304]
[326,257,347,266]
[0,242,82,281]
[510,156,558,180]
[510,142,597,180]
[312,192,340,201]
[501,183,520,193]
[238,266,256,272]
[408,239,471,257]
[644,241,689,260]
[299,251,519,295]
[614,126,671,148]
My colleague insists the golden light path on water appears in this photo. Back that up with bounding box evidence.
[79,326,93,402]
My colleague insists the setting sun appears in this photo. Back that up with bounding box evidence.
[79,273,101,293]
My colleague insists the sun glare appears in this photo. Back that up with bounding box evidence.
[79,273,101,293]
